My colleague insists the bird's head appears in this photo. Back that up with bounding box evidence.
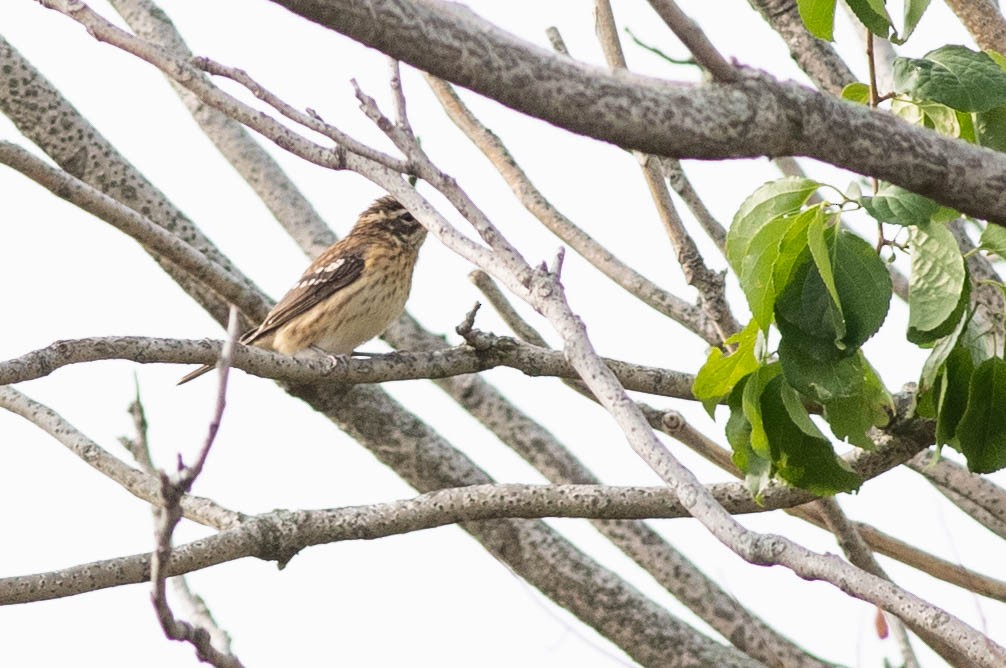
[356,195,427,250]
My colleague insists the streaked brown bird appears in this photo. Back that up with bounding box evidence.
[178,196,426,384]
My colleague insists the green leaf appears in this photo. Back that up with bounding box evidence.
[979,223,1006,259]
[693,320,761,413]
[727,178,819,274]
[930,206,960,224]
[743,364,782,459]
[726,379,772,499]
[845,0,893,38]
[891,98,924,125]
[841,82,870,104]
[780,381,829,440]
[860,183,940,226]
[779,338,866,402]
[775,253,844,348]
[975,106,1006,153]
[934,343,976,447]
[956,357,1006,473]
[893,46,1006,112]
[738,207,821,330]
[957,309,998,364]
[902,0,931,41]
[921,102,961,137]
[776,230,891,354]
[807,214,847,345]
[797,0,837,41]
[739,216,797,328]
[822,359,892,448]
[831,232,893,349]
[773,217,814,291]
[957,109,977,143]
[760,376,862,495]
[907,221,968,344]
[918,308,968,394]
[988,50,1006,72]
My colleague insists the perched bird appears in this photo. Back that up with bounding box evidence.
[178,196,426,385]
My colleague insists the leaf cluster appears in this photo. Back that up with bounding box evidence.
[697,11,1006,496]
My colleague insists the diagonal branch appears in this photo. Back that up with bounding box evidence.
[108,0,337,256]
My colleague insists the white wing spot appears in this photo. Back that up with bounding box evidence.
[323,258,345,272]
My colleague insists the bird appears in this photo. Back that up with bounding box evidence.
[178,195,426,385]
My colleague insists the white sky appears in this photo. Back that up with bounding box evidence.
[0,1,1002,666]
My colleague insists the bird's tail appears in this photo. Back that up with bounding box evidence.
[176,364,215,385]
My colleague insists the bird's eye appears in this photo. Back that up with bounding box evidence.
[402,212,415,222]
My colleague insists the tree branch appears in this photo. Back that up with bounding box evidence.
[108,0,337,256]
[255,0,1006,226]
[0,335,696,399]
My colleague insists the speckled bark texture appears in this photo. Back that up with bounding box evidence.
[290,382,762,667]
[271,0,1006,226]
[0,36,264,326]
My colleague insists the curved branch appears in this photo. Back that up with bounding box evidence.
[425,76,716,342]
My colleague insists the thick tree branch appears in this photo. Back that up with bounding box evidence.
[257,0,1006,226]
[0,475,962,608]
[0,35,259,327]
[944,0,1006,53]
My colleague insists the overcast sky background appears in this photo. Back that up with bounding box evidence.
[1,1,1003,666]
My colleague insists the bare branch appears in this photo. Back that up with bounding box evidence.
[0,141,268,321]
[469,270,548,346]
[908,452,1006,539]
[656,157,727,252]
[0,335,696,399]
[148,307,243,668]
[108,0,337,256]
[944,0,1006,53]
[644,0,738,81]
[815,499,924,667]
[593,1,738,340]
[424,75,718,343]
[117,382,238,658]
[252,0,1006,228]
[0,386,240,530]
[746,0,856,95]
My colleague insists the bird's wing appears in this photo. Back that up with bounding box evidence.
[243,251,366,345]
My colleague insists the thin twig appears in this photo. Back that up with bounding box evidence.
[149,307,243,668]
[107,0,337,256]
[118,376,237,658]
[423,75,718,344]
[594,1,737,340]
